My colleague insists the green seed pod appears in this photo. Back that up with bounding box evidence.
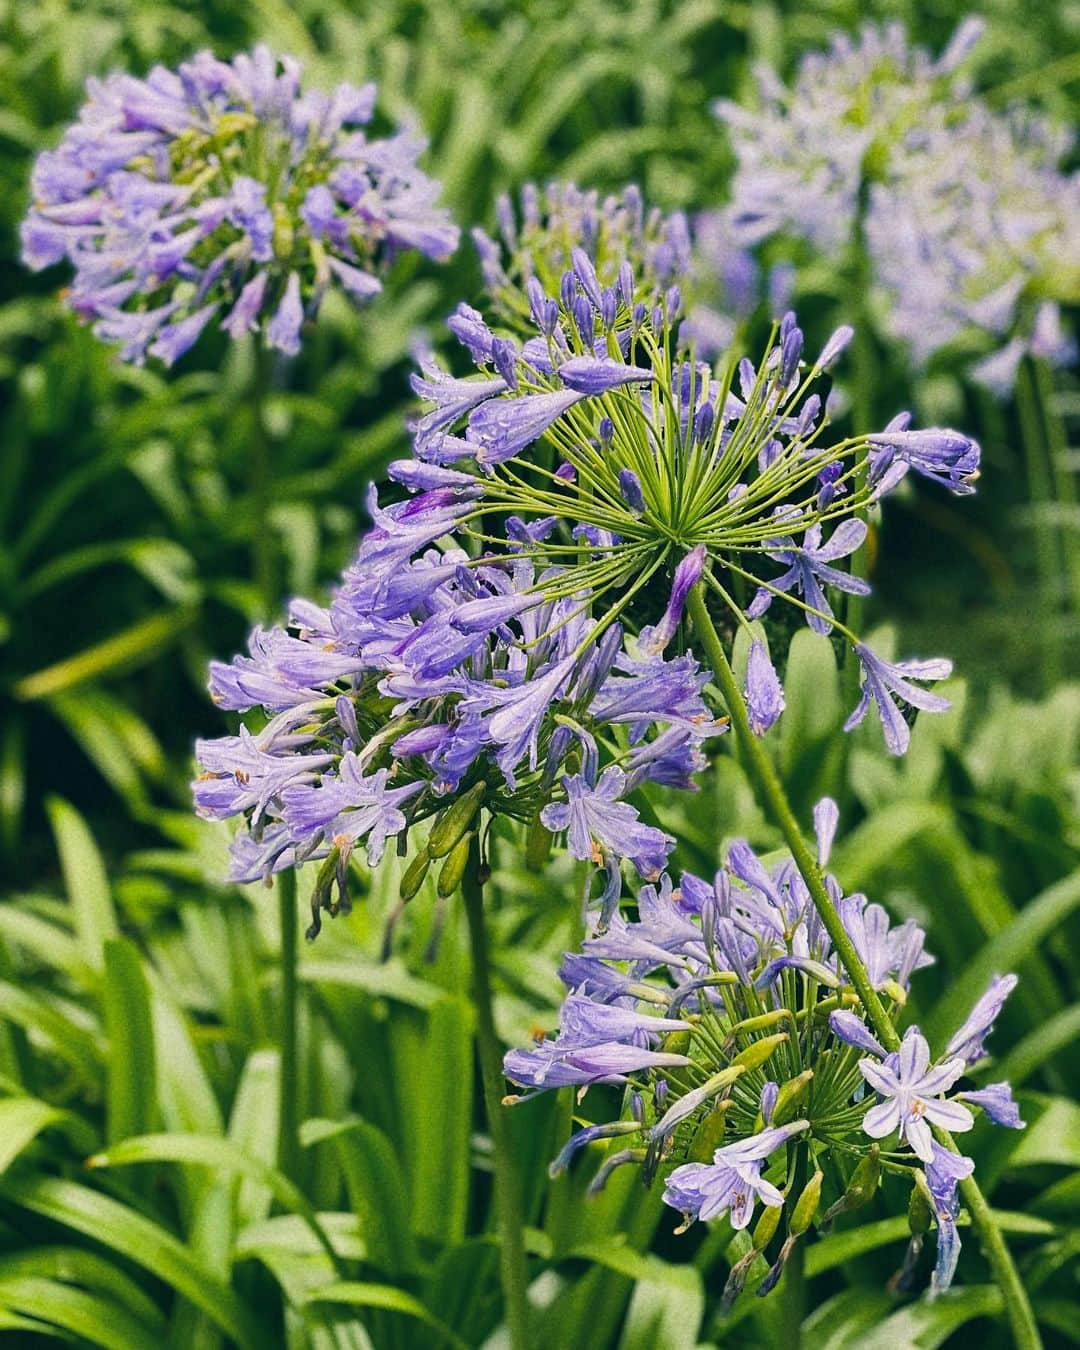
[437,832,473,897]
[752,1200,784,1251]
[908,1172,934,1237]
[399,848,431,902]
[823,1144,882,1224]
[789,1169,824,1236]
[772,1069,814,1125]
[688,1099,732,1161]
[428,782,486,858]
[731,1032,788,1072]
[728,1009,792,1037]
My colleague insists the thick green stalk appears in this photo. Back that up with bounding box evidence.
[461,841,530,1350]
[686,583,1041,1350]
[250,341,299,1181]
[276,866,300,1181]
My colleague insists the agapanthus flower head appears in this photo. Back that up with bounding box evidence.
[22,45,458,364]
[505,803,1023,1303]
[473,181,691,330]
[408,253,976,753]
[194,473,720,937]
[714,19,1078,387]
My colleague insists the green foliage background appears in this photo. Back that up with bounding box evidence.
[0,1,1076,1346]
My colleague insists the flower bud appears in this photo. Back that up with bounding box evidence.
[822,1144,881,1225]
[399,847,431,901]
[789,1169,823,1236]
[909,1172,934,1237]
[437,831,472,897]
[687,1099,732,1160]
[427,781,485,857]
[731,1032,788,1072]
[772,1069,813,1125]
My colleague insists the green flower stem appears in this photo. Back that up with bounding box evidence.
[461,839,530,1350]
[276,866,300,1182]
[250,341,299,1183]
[686,582,1041,1350]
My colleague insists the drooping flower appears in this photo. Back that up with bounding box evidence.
[22,45,458,364]
[844,645,953,756]
[663,1121,809,1230]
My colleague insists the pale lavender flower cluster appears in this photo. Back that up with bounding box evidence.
[505,801,1023,1298]
[21,45,458,364]
[715,19,1077,388]
[193,479,721,934]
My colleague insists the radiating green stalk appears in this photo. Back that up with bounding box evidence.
[461,838,529,1350]
[686,582,1041,1350]
[250,340,300,1182]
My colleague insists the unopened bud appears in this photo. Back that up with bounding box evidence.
[688,1099,732,1161]
[437,832,472,897]
[822,1145,881,1225]
[398,848,431,902]
[772,1069,813,1125]
[732,1032,788,1072]
[790,1169,823,1236]
[428,782,485,857]
[752,1201,784,1251]
[908,1173,934,1238]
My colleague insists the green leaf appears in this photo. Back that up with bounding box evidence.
[103,939,156,1144]
[303,1281,469,1350]
[0,1098,95,1173]
[617,1254,704,1350]
[800,1288,896,1350]
[854,1286,1004,1349]
[0,1248,163,1330]
[46,796,117,970]
[302,1117,417,1275]
[925,870,1080,1046]
[994,1003,1080,1086]
[0,1174,261,1350]
[88,1132,345,1277]
[14,608,197,700]
[0,1275,158,1350]
[0,980,102,1081]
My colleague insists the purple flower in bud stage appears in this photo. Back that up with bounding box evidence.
[844,644,952,756]
[829,1010,887,1058]
[945,974,1018,1066]
[747,520,870,635]
[744,641,784,736]
[814,797,839,867]
[636,547,706,656]
[22,44,457,363]
[957,1082,1025,1129]
[541,765,673,878]
[468,388,586,465]
[503,1040,692,1093]
[868,428,981,497]
[858,1028,973,1162]
[557,355,655,395]
[663,1121,809,1229]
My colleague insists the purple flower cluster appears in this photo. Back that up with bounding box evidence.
[407,251,974,755]
[472,181,691,325]
[22,45,458,364]
[194,479,720,935]
[505,801,1023,1299]
[714,19,1078,388]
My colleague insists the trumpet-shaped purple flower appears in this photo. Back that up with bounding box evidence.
[663,1121,808,1229]
[845,644,952,755]
[957,1082,1025,1129]
[541,766,673,878]
[281,757,422,866]
[747,520,870,634]
[858,1028,972,1162]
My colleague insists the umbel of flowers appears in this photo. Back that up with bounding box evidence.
[713,19,1078,390]
[193,475,722,937]
[407,247,977,756]
[21,44,459,365]
[504,802,1024,1301]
